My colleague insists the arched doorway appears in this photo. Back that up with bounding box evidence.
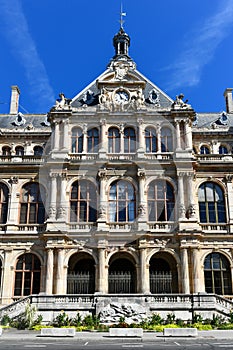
[204,253,232,295]
[67,253,95,294]
[109,256,136,293]
[149,253,178,293]
[14,253,41,297]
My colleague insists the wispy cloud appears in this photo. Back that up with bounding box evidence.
[164,1,233,91]
[0,0,55,112]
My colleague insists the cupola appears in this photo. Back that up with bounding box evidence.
[113,27,130,58]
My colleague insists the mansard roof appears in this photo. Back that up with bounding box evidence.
[0,114,50,132]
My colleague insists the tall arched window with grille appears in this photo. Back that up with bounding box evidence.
[87,128,99,153]
[145,127,157,153]
[147,180,175,221]
[71,127,83,153]
[70,180,97,222]
[124,127,136,153]
[161,127,173,152]
[204,253,232,295]
[14,253,41,296]
[108,127,120,153]
[109,180,136,222]
[19,182,46,224]
[0,183,9,224]
[198,182,226,223]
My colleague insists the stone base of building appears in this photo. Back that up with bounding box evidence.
[0,293,232,324]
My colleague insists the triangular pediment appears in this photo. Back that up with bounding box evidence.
[71,60,173,111]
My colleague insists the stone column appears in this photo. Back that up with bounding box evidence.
[137,169,147,229]
[82,124,88,153]
[57,173,67,220]
[180,248,190,294]
[178,173,186,219]
[53,121,60,150]
[97,248,107,293]
[1,249,14,304]
[184,120,192,150]
[175,121,181,150]
[192,248,201,293]
[55,248,65,294]
[48,173,57,220]
[97,170,107,230]
[119,123,124,154]
[137,118,145,155]
[139,248,150,293]
[185,173,196,220]
[62,119,69,150]
[7,177,19,225]
[225,175,233,233]
[45,248,54,295]
[99,119,107,158]
[157,125,161,153]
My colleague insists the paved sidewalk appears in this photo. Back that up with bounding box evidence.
[2,328,233,341]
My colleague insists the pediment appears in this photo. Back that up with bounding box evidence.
[71,61,173,111]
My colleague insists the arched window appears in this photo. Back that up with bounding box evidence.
[19,183,46,224]
[34,146,43,156]
[204,253,232,295]
[70,181,97,222]
[148,180,175,221]
[71,127,83,153]
[161,127,173,152]
[198,182,226,223]
[14,253,41,296]
[87,128,99,153]
[109,257,136,293]
[2,146,11,156]
[124,127,136,153]
[15,146,24,156]
[200,145,210,154]
[145,127,157,153]
[108,127,120,153]
[0,183,9,224]
[219,145,228,155]
[67,253,95,294]
[109,180,136,222]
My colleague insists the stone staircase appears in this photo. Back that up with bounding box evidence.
[0,294,233,324]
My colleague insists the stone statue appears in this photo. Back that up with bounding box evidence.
[54,93,72,110]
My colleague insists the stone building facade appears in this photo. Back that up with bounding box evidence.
[1,26,233,312]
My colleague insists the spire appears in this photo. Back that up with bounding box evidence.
[113,5,130,58]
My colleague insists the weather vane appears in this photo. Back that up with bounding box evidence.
[119,3,126,29]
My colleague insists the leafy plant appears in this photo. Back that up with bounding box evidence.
[53,311,71,327]
[0,314,11,326]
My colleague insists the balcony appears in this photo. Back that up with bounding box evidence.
[147,222,176,232]
[195,154,233,163]
[0,155,45,164]
[200,223,228,233]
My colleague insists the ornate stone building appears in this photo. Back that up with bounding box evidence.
[1,24,233,320]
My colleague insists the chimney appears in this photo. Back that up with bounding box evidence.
[224,88,233,113]
[10,85,20,114]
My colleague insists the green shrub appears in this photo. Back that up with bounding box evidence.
[53,311,71,327]
[166,313,176,324]
[0,314,11,326]
[192,323,212,330]
[192,313,203,323]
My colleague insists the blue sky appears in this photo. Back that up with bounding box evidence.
[0,0,233,114]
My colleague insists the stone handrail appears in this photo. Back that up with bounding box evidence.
[0,296,31,319]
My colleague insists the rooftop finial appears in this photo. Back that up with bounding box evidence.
[119,3,126,29]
